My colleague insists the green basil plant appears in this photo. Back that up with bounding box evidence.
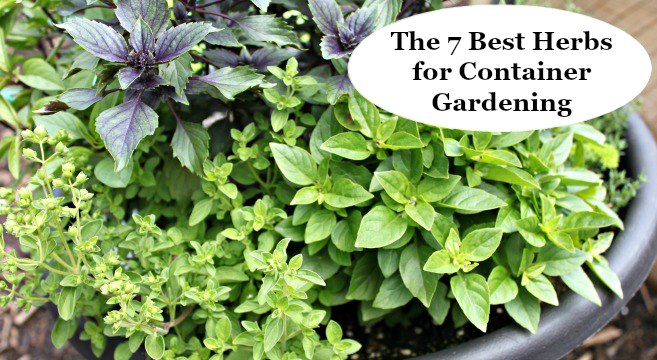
[0,0,642,358]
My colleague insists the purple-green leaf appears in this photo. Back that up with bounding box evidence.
[57,18,129,62]
[95,98,158,171]
[204,49,241,68]
[308,0,344,36]
[205,28,241,47]
[327,73,353,104]
[118,67,144,89]
[154,22,215,63]
[251,48,297,71]
[59,89,103,110]
[195,66,264,100]
[172,121,209,174]
[236,16,299,47]
[320,35,350,59]
[129,17,155,53]
[345,7,376,41]
[115,0,170,38]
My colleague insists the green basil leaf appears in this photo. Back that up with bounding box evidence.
[372,273,413,309]
[321,132,371,160]
[488,266,518,305]
[404,200,435,231]
[305,209,336,243]
[524,274,559,306]
[417,175,461,202]
[400,243,440,307]
[270,143,317,186]
[561,266,601,306]
[347,253,383,301]
[373,170,410,204]
[504,288,540,334]
[450,273,490,332]
[355,206,407,248]
[437,186,506,214]
[461,228,503,262]
[324,178,373,208]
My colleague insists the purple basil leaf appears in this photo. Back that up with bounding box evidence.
[308,0,344,36]
[250,48,298,72]
[129,17,155,53]
[118,67,145,89]
[362,0,402,28]
[96,98,159,171]
[34,100,69,115]
[159,54,192,103]
[237,15,299,47]
[115,0,170,38]
[204,49,241,69]
[130,74,167,90]
[59,88,103,110]
[205,28,242,48]
[345,6,376,41]
[154,22,216,63]
[57,18,128,62]
[320,35,350,59]
[326,73,352,104]
[57,0,88,16]
[195,66,264,100]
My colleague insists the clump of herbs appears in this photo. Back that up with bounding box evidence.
[0,0,642,359]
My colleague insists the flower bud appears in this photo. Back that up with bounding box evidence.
[55,142,69,154]
[20,130,34,141]
[22,148,37,159]
[62,162,75,176]
[34,125,48,139]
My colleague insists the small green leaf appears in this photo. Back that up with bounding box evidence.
[325,320,342,344]
[381,132,424,150]
[461,228,503,262]
[450,273,490,332]
[324,178,373,208]
[488,266,518,305]
[588,259,623,298]
[17,58,64,91]
[94,157,133,188]
[373,273,413,309]
[437,186,506,214]
[270,143,317,186]
[505,288,540,333]
[404,200,435,231]
[424,249,459,274]
[145,334,165,359]
[347,254,383,301]
[172,121,210,174]
[400,243,440,307]
[374,170,409,204]
[561,267,601,306]
[321,132,371,160]
[305,209,336,243]
[524,274,559,306]
[189,198,214,226]
[417,175,461,202]
[355,206,407,248]
[51,318,77,349]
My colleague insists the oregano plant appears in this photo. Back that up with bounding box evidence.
[0,0,641,358]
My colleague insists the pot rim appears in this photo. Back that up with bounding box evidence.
[415,113,657,360]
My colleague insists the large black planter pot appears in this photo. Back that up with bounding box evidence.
[52,115,657,360]
[418,113,657,360]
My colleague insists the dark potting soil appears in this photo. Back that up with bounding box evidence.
[330,301,511,359]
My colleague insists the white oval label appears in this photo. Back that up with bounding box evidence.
[348,5,652,131]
